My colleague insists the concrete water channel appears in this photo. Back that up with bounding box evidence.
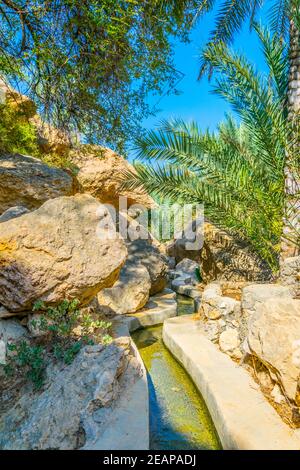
[132,295,221,450]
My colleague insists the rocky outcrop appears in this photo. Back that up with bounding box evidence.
[246,298,300,403]
[199,283,241,320]
[70,145,155,209]
[280,256,300,298]
[166,221,273,283]
[0,194,127,312]
[0,339,145,449]
[241,284,292,320]
[0,154,74,214]
[126,239,168,295]
[98,262,151,315]
[31,115,72,155]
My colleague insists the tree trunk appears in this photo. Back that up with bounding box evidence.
[280,18,300,262]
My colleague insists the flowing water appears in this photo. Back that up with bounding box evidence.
[132,294,221,450]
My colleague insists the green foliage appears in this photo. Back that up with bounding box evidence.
[122,27,289,270]
[32,299,80,337]
[0,98,78,173]
[3,299,113,389]
[39,152,79,175]
[0,0,200,151]
[185,0,299,79]
[5,341,46,390]
[0,102,39,155]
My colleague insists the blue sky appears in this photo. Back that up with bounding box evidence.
[142,4,269,135]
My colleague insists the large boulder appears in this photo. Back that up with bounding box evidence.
[0,154,74,214]
[126,239,168,295]
[166,221,273,283]
[0,194,127,312]
[241,284,292,319]
[246,298,300,403]
[0,339,144,449]
[70,145,155,209]
[97,262,151,315]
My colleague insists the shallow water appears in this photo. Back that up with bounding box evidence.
[132,295,221,450]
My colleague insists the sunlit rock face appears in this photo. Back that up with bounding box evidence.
[166,221,273,283]
[0,194,127,312]
[69,145,155,209]
[0,153,74,215]
[0,338,145,450]
[98,261,151,315]
[246,298,300,403]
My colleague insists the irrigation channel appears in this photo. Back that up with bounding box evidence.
[132,295,221,450]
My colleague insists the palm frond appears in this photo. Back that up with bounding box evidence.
[121,27,291,270]
[268,0,290,38]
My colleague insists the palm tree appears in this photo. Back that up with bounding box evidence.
[168,0,300,260]
[178,0,300,259]
[121,26,291,271]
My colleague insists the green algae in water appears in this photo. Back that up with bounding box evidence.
[133,296,221,450]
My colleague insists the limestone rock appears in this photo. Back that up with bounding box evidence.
[166,221,273,282]
[201,283,241,320]
[31,115,72,155]
[0,194,127,312]
[247,298,300,401]
[0,206,29,223]
[220,281,249,301]
[0,340,143,449]
[280,256,300,298]
[203,321,220,342]
[98,262,151,315]
[242,284,292,319]
[219,328,241,359]
[70,145,155,209]
[175,258,200,284]
[126,239,168,295]
[0,154,75,214]
[171,278,201,299]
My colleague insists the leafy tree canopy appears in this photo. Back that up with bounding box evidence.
[0,0,199,152]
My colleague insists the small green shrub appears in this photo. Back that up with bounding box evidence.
[33,299,81,337]
[3,299,113,390]
[5,341,46,390]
